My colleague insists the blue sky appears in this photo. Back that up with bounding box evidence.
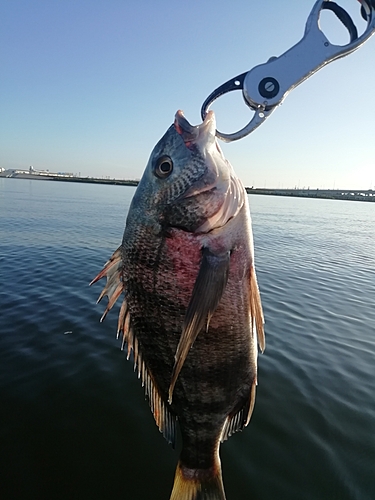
[1,0,374,189]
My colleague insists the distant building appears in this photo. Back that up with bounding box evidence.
[28,166,74,177]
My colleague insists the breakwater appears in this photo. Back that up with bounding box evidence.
[1,171,374,202]
[246,187,375,202]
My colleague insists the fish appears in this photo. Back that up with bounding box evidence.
[90,110,265,500]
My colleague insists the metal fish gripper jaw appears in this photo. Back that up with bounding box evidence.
[201,0,375,142]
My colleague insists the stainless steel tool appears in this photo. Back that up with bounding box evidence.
[201,0,375,142]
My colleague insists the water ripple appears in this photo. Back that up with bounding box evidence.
[1,181,375,499]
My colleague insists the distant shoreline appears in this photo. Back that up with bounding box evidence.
[0,172,139,187]
[1,172,374,202]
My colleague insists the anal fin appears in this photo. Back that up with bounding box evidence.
[220,379,257,443]
[220,265,264,443]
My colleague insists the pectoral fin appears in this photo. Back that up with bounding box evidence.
[168,247,230,403]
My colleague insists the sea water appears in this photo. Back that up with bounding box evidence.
[1,178,374,500]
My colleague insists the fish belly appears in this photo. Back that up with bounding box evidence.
[123,224,256,469]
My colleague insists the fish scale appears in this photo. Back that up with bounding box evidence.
[91,110,264,500]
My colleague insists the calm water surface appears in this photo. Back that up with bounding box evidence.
[1,178,374,500]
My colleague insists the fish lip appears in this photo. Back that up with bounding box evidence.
[174,110,216,145]
[177,183,217,201]
[194,211,234,235]
[174,112,220,201]
[173,109,244,233]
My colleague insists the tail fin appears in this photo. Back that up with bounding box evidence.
[170,460,226,500]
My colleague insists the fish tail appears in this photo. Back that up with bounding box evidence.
[170,459,226,500]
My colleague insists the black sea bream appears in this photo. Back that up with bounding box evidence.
[91,110,265,500]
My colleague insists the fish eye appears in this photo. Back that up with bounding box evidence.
[154,156,173,179]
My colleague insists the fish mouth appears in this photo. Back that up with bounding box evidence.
[174,110,221,200]
[174,109,216,148]
[174,110,245,233]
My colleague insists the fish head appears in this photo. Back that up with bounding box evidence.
[128,110,244,234]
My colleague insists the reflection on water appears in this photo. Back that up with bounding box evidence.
[1,179,374,499]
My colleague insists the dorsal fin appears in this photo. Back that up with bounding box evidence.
[90,246,124,322]
[118,306,177,447]
[91,247,177,447]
